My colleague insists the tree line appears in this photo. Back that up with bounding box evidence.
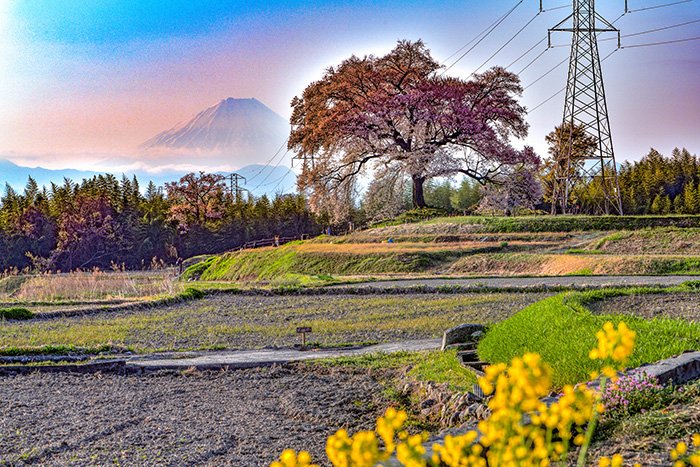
[358,146,699,219]
[617,147,700,215]
[0,172,319,272]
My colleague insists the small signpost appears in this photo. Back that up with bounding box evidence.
[296,326,312,348]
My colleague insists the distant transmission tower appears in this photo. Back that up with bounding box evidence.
[549,0,624,215]
[228,173,247,199]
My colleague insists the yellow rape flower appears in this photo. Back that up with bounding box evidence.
[589,321,636,365]
[271,449,318,467]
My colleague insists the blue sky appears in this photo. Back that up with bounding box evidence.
[0,0,698,172]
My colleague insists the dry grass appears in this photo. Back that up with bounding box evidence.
[593,228,700,255]
[448,253,700,276]
[3,271,182,302]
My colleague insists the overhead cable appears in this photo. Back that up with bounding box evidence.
[622,35,700,47]
[250,149,291,192]
[505,37,548,69]
[528,49,619,113]
[599,18,700,42]
[442,0,524,74]
[246,139,289,182]
[468,11,541,77]
[627,0,695,12]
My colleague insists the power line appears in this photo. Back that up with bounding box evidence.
[506,37,548,70]
[250,149,290,192]
[468,11,541,77]
[442,5,517,65]
[529,84,566,112]
[524,14,626,85]
[542,3,569,11]
[599,18,700,42]
[246,139,288,183]
[517,48,550,75]
[627,0,695,12]
[622,35,700,47]
[523,55,569,89]
[442,0,524,74]
[269,170,296,194]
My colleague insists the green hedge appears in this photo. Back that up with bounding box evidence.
[425,215,700,233]
[0,307,35,320]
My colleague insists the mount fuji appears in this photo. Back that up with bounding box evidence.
[140,97,290,168]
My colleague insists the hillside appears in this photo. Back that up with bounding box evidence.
[186,215,700,283]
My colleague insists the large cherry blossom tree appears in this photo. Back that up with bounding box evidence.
[289,40,539,220]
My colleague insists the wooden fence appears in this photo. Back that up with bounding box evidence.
[237,234,310,251]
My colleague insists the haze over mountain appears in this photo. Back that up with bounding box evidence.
[0,97,297,196]
[0,158,296,198]
[140,97,289,168]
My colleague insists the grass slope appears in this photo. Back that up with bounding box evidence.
[314,349,477,392]
[189,243,464,281]
[186,216,700,283]
[478,285,700,387]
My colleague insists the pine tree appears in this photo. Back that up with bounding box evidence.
[661,195,672,214]
[673,194,683,214]
[683,183,697,214]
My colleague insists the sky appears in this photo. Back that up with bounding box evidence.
[0,0,698,173]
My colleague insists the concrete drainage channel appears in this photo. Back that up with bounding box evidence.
[441,323,489,378]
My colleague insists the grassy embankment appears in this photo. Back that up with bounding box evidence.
[478,282,700,387]
[314,349,477,392]
[186,215,700,283]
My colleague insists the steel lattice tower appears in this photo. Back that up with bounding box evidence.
[549,0,624,215]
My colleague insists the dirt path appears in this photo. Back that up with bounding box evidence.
[128,338,441,372]
[333,275,697,290]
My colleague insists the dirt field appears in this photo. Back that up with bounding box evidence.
[0,292,548,354]
[588,292,700,321]
[0,366,388,466]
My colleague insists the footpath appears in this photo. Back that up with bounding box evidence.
[0,339,442,375]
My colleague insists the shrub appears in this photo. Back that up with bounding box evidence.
[179,287,205,300]
[0,307,34,320]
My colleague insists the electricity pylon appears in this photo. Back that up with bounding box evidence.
[549,0,624,215]
[228,173,248,200]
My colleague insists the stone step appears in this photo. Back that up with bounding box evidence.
[443,342,476,352]
[460,361,485,378]
[457,350,479,363]
[467,361,489,372]
[441,323,486,350]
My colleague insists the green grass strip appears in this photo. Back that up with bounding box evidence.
[313,349,476,392]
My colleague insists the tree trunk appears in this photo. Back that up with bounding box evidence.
[412,175,426,209]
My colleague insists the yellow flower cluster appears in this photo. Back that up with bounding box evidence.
[270,449,318,467]
[323,407,427,467]
[669,435,700,466]
[433,352,597,466]
[271,321,695,467]
[598,454,626,467]
[589,321,636,365]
